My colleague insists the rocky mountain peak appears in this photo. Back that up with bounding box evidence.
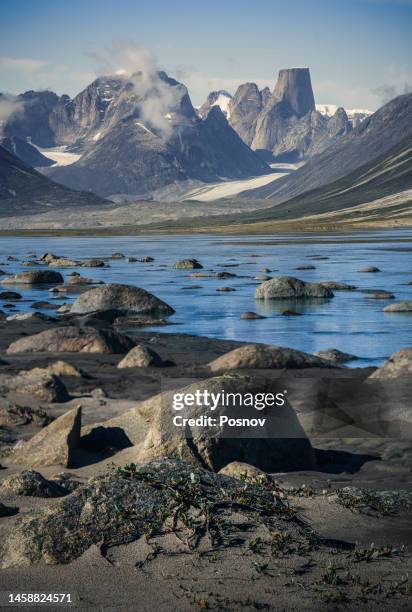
[272,68,315,117]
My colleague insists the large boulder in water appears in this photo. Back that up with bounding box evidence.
[384,301,412,313]
[1,270,64,284]
[208,344,332,372]
[255,276,333,299]
[100,374,317,473]
[6,326,135,354]
[70,283,174,316]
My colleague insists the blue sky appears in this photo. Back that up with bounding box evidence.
[1,0,411,110]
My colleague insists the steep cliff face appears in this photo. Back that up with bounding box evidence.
[272,68,315,117]
[225,68,351,162]
[228,83,264,146]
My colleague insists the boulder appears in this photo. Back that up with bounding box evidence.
[320,281,356,291]
[216,271,237,279]
[117,345,166,368]
[384,301,412,313]
[172,259,203,269]
[0,291,22,300]
[0,470,68,498]
[7,326,135,355]
[208,344,332,372]
[110,252,125,259]
[367,291,394,299]
[48,258,79,268]
[130,375,317,472]
[70,284,175,316]
[9,406,82,468]
[358,266,380,273]
[30,301,57,309]
[68,275,103,286]
[6,312,56,322]
[0,458,311,568]
[314,348,357,363]
[218,462,267,481]
[1,271,64,284]
[81,259,106,267]
[370,348,412,379]
[137,256,154,263]
[255,274,272,281]
[241,312,266,320]
[0,370,69,403]
[216,287,236,292]
[255,276,333,300]
[47,361,83,378]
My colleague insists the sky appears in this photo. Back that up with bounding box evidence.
[0,0,411,110]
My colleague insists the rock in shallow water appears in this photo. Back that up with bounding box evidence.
[384,301,412,312]
[70,283,175,317]
[314,348,357,363]
[1,270,64,284]
[255,276,333,300]
[172,258,203,269]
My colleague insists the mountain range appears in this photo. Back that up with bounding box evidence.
[0,65,411,229]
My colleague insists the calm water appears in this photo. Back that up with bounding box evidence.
[1,230,412,367]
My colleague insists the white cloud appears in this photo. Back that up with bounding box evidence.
[0,57,47,74]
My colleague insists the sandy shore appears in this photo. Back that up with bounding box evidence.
[0,308,411,610]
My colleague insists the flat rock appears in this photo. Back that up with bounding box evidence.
[358,266,381,273]
[9,406,82,468]
[255,276,333,300]
[0,470,68,498]
[370,348,412,379]
[1,270,64,284]
[6,326,135,355]
[320,281,356,291]
[0,291,22,300]
[70,284,175,316]
[48,258,79,268]
[295,265,316,270]
[208,344,332,371]
[314,348,357,363]
[384,301,412,312]
[241,311,266,320]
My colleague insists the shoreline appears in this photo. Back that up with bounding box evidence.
[0,219,411,238]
